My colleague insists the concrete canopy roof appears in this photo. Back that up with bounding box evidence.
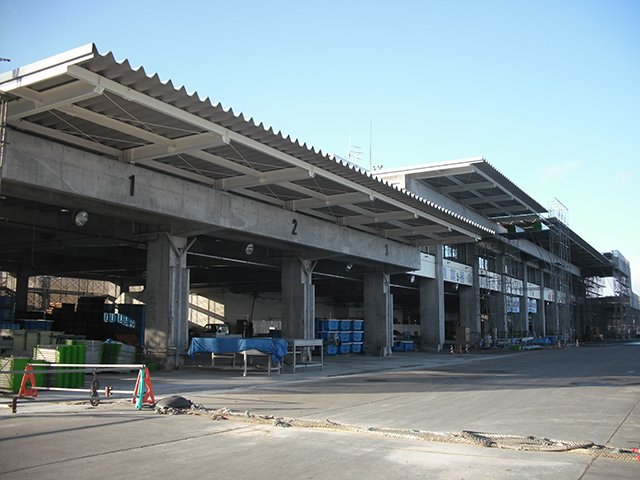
[379,158,547,224]
[0,44,493,247]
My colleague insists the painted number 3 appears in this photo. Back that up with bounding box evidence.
[291,219,298,235]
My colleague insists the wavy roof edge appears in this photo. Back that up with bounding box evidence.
[378,157,547,216]
[1,44,494,236]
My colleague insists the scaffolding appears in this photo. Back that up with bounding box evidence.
[476,235,523,343]
[0,94,8,197]
[547,199,573,340]
[605,251,633,336]
[581,251,639,339]
[28,276,119,312]
[583,275,604,299]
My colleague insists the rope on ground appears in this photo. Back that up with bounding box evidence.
[154,403,640,462]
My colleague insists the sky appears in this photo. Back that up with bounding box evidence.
[1,0,639,292]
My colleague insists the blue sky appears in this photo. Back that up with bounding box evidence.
[1,0,639,291]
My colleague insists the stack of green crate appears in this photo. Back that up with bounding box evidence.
[62,341,86,388]
[101,342,117,364]
[30,359,47,388]
[65,340,87,386]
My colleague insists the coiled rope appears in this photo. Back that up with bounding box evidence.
[155,403,640,462]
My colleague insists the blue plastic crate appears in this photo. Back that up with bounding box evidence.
[316,331,336,341]
[317,320,339,331]
[352,320,363,331]
[351,342,363,354]
[0,297,15,308]
[339,343,352,354]
[0,309,14,321]
[401,341,413,351]
[339,320,351,331]
[339,332,351,342]
[326,345,338,355]
[23,320,52,331]
[351,331,363,342]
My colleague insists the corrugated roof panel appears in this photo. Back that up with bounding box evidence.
[312,205,360,218]
[1,44,497,240]
[244,184,302,202]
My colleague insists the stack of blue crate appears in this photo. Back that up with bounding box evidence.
[0,296,17,329]
[315,319,339,355]
[315,319,365,355]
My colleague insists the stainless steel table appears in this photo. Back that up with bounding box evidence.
[287,338,323,373]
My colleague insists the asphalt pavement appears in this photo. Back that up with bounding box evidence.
[1,342,639,479]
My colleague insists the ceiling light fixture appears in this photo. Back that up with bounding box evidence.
[74,210,89,227]
[244,243,255,256]
[345,263,353,272]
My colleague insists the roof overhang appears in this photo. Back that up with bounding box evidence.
[0,44,493,247]
[379,158,547,226]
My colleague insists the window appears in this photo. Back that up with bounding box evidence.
[479,257,489,270]
[444,245,458,261]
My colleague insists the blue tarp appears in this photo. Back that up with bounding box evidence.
[188,337,289,363]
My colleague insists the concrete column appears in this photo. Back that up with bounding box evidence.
[553,287,561,337]
[281,258,315,340]
[520,263,529,334]
[459,244,480,344]
[520,265,529,334]
[539,270,547,338]
[15,276,29,314]
[145,234,190,370]
[419,247,445,349]
[364,272,393,356]
[498,255,507,340]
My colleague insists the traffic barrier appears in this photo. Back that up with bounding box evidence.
[450,345,454,354]
[1,363,156,413]
[132,367,155,409]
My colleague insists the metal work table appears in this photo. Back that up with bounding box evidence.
[188,338,288,377]
[287,338,323,373]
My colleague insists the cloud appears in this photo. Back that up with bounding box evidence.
[539,161,580,184]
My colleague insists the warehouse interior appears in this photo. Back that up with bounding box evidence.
[1,44,638,372]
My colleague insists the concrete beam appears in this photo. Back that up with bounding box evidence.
[403,177,502,234]
[2,130,421,271]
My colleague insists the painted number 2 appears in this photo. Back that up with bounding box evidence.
[291,219,298,235]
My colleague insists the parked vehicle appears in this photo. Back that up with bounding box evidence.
[200,323,229,337]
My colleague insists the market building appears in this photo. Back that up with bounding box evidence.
[1,45,637,370]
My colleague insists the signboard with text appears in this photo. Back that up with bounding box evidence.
[443,260,473,286]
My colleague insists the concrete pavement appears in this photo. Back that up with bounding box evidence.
[1,342,639,479]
